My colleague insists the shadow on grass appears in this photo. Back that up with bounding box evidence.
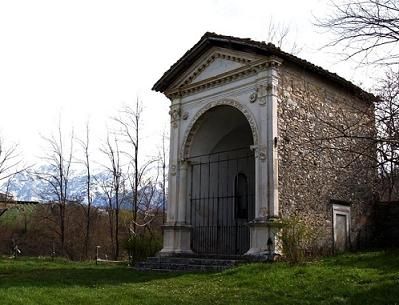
[323,249,399,273]
[0,266,186,289]
[347,282,399,305]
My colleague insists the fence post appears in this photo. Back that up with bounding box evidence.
[51,242,56,261]
[96,246,100,265]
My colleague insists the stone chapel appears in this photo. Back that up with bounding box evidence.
[152,32,376,258]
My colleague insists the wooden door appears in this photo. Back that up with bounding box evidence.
[335,214,348,252]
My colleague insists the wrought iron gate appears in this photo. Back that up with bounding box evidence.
[189,148,255,255]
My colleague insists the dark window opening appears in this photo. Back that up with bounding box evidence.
[235,173,248,219]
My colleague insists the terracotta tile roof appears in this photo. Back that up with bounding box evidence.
[153,32,376,101]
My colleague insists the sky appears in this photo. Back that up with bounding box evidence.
[0,0,379,168]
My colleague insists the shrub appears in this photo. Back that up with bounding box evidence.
[280,215,321,264]
[123,233,162,264]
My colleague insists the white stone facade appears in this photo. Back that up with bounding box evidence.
[158,47,283,257]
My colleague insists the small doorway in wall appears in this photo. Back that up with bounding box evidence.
[332,203,351,253]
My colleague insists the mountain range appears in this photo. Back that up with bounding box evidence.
[1,166,165,209]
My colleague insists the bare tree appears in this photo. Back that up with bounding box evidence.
[113,100,146,233]
[113,100,164,237]
[265,18,302,55]
[374,69,399,199]
[95,171,116,258]
[317,0,399,65]
[159,131,168,224]
[316,0,399,198]
[129,170,161,236]
[76,122,94,258]
[99,134,126,260]
[36,124,74,256]
[0,137,26,185]
[301,71,399,200]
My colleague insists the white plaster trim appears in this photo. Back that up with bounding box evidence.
[332,203,351,249]
[180,98,259,160]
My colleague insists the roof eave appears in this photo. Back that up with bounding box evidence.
[152,33,377,102]
[152,35,212,92]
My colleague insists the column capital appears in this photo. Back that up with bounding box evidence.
[169,103,181,128]
[250,144,267,161]
[178,159,191,168]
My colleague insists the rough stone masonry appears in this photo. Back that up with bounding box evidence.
[278,64,377,252]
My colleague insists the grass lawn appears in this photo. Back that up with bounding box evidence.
[0,251,398,305]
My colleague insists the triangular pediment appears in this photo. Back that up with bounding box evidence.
[191,57,244,82]
[168,48,260,92]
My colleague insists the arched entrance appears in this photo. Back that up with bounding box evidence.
[185,105,255,255]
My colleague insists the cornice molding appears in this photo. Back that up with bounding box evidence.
[166,56,282,99]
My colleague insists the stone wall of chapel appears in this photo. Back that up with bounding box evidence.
[277,64,377,251]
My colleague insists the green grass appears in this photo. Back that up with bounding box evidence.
[0,251,398,305]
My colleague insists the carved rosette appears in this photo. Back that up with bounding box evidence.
[180,98,259,160]
[249,90,258,103]
[182,112,189,120]
[170,164,177,176]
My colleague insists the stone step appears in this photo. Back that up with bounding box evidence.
[145,256,241,266]
[169,253,246,260]
[135,256,247,272]
[135,262,227,272]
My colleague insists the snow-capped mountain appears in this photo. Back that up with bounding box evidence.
[1,165,166,209]
[1,166,109,205]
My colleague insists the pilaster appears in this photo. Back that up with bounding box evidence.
[266,59,281,218]
[165,98,181,224]
[160,98,193,256]
[246,58,282,258]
